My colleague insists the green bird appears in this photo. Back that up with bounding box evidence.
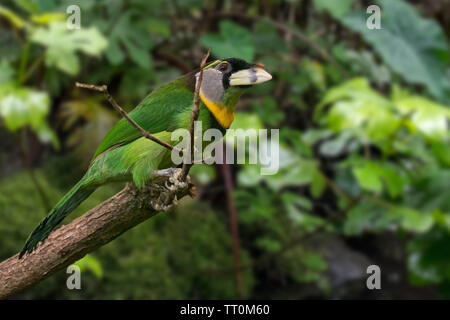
[19,58,272,258]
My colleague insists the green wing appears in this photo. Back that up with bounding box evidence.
[93,76,193,159]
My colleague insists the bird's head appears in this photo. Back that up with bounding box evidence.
[194,58,272,128]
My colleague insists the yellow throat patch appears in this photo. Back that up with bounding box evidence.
[200,92,235,128]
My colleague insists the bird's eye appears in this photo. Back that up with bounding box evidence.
[217,63,228,72]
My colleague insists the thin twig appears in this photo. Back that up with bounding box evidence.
[75,82,178,152]
[180,49,211,180]
[154,50,192,73]
[20,54,44,85]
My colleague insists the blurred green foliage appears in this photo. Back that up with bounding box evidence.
[0,0,448,299]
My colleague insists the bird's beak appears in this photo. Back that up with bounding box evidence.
[229,67,272,86]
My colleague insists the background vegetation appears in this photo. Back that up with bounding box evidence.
[0,0,449,299]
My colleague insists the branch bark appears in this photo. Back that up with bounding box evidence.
[0,172,192,299]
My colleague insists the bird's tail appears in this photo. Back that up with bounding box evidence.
[19,179,95,258]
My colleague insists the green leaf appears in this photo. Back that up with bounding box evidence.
[105,39,125,65]
[319,133,350,157]
[282,192,327,230]
[31,12,66,25]
[255,237,282,253]
[200,21,254,61]
[340,0,449,103]
[431,141,450,167]
[239,156,319,191]
[14,0,40,14]
[302,253,327,271]
[0,60,15,84]
[190,164,216,185]
[35,123,59,149]
[343,50,391,86]
[343,202,396,235]
[31,22,107,75]
[229,112,264,131]
[46,46,79,75]
[310,170,326,198]
[253,21,288,55]
[226,112,264,147]
[407,231,450,286]
[316,78,401,149]
[251,97,285,126]
[376,164,405,198]
[122,38,152,70]
[302,58,327,91]
[145,18,171,38]
[301,129,333,146]
[351,160,406,198]
[0,84,59,148]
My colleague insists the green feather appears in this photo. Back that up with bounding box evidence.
[19,179,94,258]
